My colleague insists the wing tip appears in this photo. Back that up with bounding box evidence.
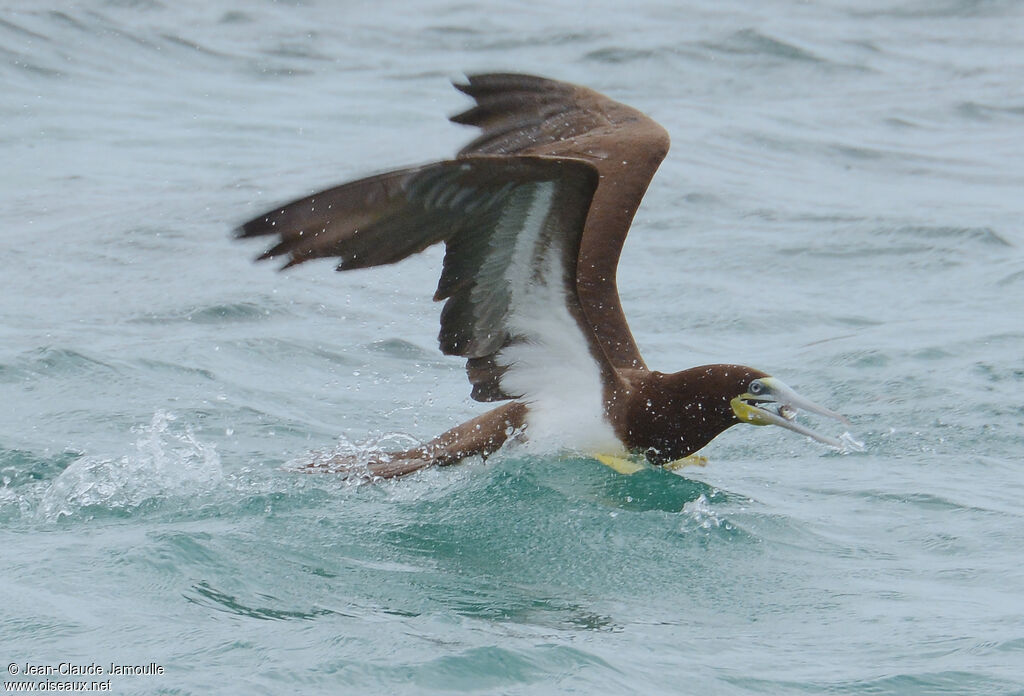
[249,238,306,271]
[452,74,472,95]
[451,72,569,99]
[235,216,279,239]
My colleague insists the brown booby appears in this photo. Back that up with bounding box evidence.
[237,73,852,478]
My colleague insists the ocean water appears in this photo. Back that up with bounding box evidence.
[2,0,1023,693]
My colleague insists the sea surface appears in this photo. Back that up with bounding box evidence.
[2,1,1023,694]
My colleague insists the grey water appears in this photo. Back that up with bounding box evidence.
[2,0,1023,694]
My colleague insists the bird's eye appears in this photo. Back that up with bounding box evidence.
[749,380,763,395]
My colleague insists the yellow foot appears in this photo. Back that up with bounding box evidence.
[593,453,648,475]
[593,453,709,475]
[662,454,708,471]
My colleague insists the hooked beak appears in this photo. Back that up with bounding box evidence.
[730,377,852,449]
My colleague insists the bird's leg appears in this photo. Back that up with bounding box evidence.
[592,452,708,475]
[310,401,527,479]
[662,454,708,471]
[593,453,648,475]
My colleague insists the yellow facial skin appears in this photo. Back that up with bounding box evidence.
[730,395,776,426]
[729,377,852,449]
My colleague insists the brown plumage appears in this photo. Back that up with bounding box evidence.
[237,73,850,479]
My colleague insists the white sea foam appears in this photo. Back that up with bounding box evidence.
[837,431,866,454]
[37,411,223,521]
[680,493,723,530]
[294,431,422,476]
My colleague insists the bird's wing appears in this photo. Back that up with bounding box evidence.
[451,74,671,369]
[237,156,619,412]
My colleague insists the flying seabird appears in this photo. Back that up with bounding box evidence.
[236,73,851,478]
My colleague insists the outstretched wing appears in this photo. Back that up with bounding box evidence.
[237,156,616,405]
[451,74,671,369]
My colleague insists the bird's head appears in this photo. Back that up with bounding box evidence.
[628,365,854,462]
[725,370,851,448]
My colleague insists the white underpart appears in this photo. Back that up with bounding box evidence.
[494,183,623,455]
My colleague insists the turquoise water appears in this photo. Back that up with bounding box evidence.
[3,1,1024,694]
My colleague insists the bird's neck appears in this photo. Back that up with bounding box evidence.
[613,368,742,464]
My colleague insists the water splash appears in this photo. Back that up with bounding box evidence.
[37,411,223,521]
[681,493,723,530]
[838,431,866,453]
[291,431,423,478]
